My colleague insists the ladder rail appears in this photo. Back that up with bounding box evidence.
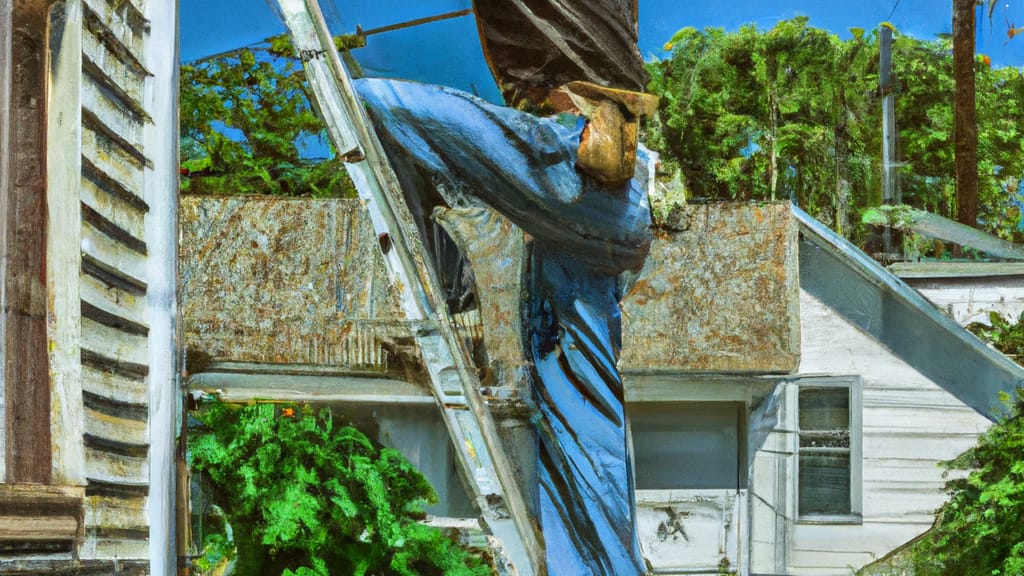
[272,2,542,574]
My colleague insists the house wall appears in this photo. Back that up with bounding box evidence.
[899,274,1024,327]
[1,0,176,571]
[747,290,992,576]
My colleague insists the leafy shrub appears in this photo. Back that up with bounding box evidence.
[189,400,490,576]
[914,389,1024,576]
[969,311,1024,358]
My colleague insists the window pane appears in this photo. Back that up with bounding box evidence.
[799,388,849,431]
[630,403,743,490]
[799,452,851,515]
[799,431,850,449]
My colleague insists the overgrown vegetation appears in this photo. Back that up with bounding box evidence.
[180,37,356,197]
[645,18,1024,247]
[189,400,490,576]
[969,311,1024,358]
[908,387,1024,576]
[861,315,1024,576]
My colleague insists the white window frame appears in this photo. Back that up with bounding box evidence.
[794,376,862,524]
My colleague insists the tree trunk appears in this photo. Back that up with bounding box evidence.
[953,0,979,228]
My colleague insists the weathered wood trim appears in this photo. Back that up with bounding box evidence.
[84,446,147,486]
[0,559,147,575]
[81,253,147,296]
[81,363,147,407]
[80,349,149,380]
[82,389,147,422]
[81,155,148,212]
[0,484,85,553]
[81,300,148,337]
[81,107,148,167]
[81,30,146,115]
[142,0,179,570]
[4,0,52,485]
[0,0,12,483]
[85,478,148,499]
[48,0,86,488]
[889,261,1024,279]
[190,371,435,405]
[82,56,149,121]
[81,203,146,256]
[82,433,148,459]
[80,1,148,77]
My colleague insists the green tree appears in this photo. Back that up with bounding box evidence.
[180,37,355,198]
[915,386,1024,575]
[646,20,1024,247]
[189,400,489,576]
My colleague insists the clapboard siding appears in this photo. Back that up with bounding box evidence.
[81,317,149,368]
[85,447,148,486]
[81,526,151,561]
[78,0,154,564]
[83,126,146,194]
[81,363,148,407]
[776,290,991,575]
[82,74,145,151]
[81,274,148,336]
[82,220,148,282]
[84,408,148,449]
[82,27,145,110]
[82,154,148,212]
[81,0,147,71]
[81,173,147,241]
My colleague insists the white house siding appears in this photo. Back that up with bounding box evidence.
[904,277,1024,327]
[758,290,992,575]
[76,0,177,566]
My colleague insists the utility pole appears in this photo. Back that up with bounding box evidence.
[953,0,979,228]
[879,25,899,256]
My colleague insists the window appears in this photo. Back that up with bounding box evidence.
[631,402,746,490]
[796,377,861,521]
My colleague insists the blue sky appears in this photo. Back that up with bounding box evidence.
[181,0,1024,104]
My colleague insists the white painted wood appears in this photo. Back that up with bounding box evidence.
[82,219,148,282]
[912,282,1024,327]
[82,364,148,406]
[83,74,143,149]
[82,27,145,105]
[636,489,744,573]
[81,317,149,367]
[81,174,147,241]
[47,0,86,486]
[190,371,434,405]
[84,495,147,531]
[85,446,148,485]
[90,537,150,557]
[82,125,145,193]
[142,0,179,570]
[82,0,145,65]
[81,273,148,329]
[84,407,147,444]
[768,290,993,575]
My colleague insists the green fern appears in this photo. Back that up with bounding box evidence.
[189,399,490,575]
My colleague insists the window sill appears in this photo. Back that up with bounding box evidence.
[796,514,863,525]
